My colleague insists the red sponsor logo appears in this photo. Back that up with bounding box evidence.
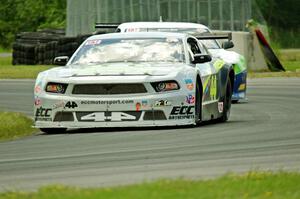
[34,98,42,106]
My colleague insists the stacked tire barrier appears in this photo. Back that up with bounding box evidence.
[13,29,64,65]
[12,29,93,65]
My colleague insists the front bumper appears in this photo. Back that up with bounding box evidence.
[34,92,196,128]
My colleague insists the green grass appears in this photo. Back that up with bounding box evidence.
[249,49,300,78]
[1,171,300,198]
[279,49,300,72]
[248,71,300,78]
[0,47,11,53]
[282,61,300,72]
[279,49,300,62]
[0,112,37,141]
[0,57,52,79]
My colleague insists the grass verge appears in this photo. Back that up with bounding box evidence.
[249,49,300,78]
[0,112,37,141]
[0,57,52,79]
[279,49,300,72]
[1,171,300,198]
[282,61,300,72]
[0,47,11,53]
[248,71,300,78]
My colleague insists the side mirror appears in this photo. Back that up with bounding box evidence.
[53,56,69,66]
[193,54,212,64]
[222,41,234,49]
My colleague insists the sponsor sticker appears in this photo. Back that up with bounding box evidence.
[218,102,224,113]
[136,103,141,111]
[169,106,195,120]
[34,97,42,106]
[238,83,246,91]
[35,117,52,122]
[53,101,65,110]
[141,100,148,108]
[85,39,101,45]
[34,80,43,94]
[186,94,195,104]
[185,79,194,90]
[35,107,52,121]
[81,100,134,105]
[125,28,140,32]
[154,100,172,107]
[34,85,42,94]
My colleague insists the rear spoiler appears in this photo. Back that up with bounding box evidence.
[194,33,232,41]
[95,23,120,29]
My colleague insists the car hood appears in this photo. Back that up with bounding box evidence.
[44,62,189,78]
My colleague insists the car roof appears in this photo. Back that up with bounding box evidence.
[88,32,189,40]
[118,22,209,30]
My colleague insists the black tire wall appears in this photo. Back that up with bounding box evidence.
[12,29,94,65]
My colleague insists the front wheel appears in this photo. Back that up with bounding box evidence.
[219,79,232,122]
[40,128,67,134]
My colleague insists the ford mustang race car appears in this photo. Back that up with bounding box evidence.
[34,32,234,133]
[96,22,247,102]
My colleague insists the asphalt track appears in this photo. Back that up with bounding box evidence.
[0,78,299,191]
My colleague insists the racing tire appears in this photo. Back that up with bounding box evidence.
[195,82,202,124]
[232,99,239,104]
[218,78,232,122]
[40,128,67,134]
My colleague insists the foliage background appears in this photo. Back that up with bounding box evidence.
[0,0,298,49]
[0,0,66,48]
[255,0,300,48]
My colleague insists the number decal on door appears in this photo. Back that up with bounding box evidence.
[210,75,217,100]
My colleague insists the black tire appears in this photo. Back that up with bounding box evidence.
[219,79,232,122]
[195,82,202,124]
[232,99,239,104]
[40,128,67,134]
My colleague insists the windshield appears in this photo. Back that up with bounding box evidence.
[125,27,220,49]
[71,37,185,66]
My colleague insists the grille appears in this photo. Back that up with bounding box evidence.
[72,84,147,95]
[53,112,74,122]
[144,110,167,120]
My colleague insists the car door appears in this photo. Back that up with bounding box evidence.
[187,37,218,104]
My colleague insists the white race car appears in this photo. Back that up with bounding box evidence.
[34,32,234,133]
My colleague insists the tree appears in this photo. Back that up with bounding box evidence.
[0,0,66,48]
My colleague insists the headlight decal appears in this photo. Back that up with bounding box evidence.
[151,80,180,92]
[45,82,68,94]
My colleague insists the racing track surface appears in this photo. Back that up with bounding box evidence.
[0,78,299,191]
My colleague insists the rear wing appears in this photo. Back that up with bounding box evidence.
[95,23,120,29]
[194,32,232,41]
